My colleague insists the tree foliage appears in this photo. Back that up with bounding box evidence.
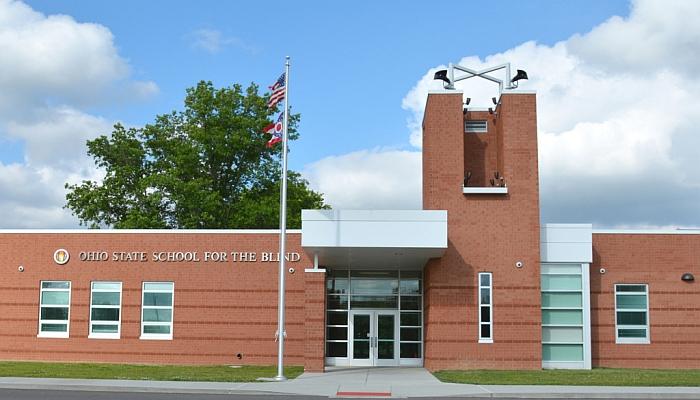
[65,81,327,229]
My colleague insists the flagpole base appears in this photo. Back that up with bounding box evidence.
[257,375,288,382]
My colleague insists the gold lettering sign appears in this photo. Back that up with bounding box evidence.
[72,250,301,263]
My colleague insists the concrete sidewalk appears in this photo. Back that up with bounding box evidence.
[0,367,699,398]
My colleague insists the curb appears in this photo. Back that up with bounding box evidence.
[0,380,699,399]
[0,384,262,396]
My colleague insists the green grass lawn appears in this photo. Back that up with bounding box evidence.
[433,368,700,386]
[0,361,303,382]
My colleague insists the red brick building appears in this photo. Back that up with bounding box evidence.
[1,81,698,372]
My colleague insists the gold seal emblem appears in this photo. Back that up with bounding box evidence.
[53,249,70,265]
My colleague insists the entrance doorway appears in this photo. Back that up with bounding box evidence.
[325,270,423,367]
[350,310,399,367]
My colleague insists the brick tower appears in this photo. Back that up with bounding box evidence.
[422,89,542,370]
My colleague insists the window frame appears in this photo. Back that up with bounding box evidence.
[140,282,174,340]
[38,280,71,338]
[614,283,650,344]
[478,272,493,343]
[89,281,122,339]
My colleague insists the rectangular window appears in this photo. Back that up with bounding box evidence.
[399,270,422,359]
[89,282,122,339]
[38,281,71,338]
[465,120,488,133]
[478,272,493,343]
[541,263,586,365]
[141,282,174,340]
[615,284,649,344]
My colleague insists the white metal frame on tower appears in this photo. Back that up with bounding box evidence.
[445,62,516,92]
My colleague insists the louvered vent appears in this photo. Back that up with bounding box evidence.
[465,120,487,133]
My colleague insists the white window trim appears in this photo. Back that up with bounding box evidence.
[89,282,122,339]
[614,284,650,344]
[140,282,174,340]
[37,281,71,339]
[478,272,493,343]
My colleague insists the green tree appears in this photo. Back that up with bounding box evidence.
[65,81,327,229]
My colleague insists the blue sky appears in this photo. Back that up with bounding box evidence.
[3,0,700,229]
[22,0,628,170]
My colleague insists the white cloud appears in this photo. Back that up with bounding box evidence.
[0,162,77,228]
[0,0,156,111]
[304,149,421,210]
[6,107,112,169]
[307,0,700,228]
[0,0,158,228]
[189,29,257,54]
[567,0,700,75]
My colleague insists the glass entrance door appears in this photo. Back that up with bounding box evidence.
[351,312,372,366]
[350,310,398,367]
[375,311,397,366]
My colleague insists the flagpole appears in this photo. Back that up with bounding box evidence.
[274,56,291,381]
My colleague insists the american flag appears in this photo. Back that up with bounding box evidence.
[267,73,286,108]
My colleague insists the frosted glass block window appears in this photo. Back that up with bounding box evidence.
[541,264,585,363]
[541,275,582,291]
[542,344,583,362]
[615,284,649,344]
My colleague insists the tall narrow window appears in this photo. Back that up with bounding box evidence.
[141,282,174,340]
[38,281,71,338]
[541,264,585,366]
[478,272,493,343]
[615,284,649,344]
[89,282,122,339]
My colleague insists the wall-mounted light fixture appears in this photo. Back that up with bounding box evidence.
[681,273,695,282]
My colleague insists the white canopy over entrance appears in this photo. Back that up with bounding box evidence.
[301,210,448,270]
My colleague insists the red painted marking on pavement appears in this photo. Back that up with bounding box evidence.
[336,391,391,397]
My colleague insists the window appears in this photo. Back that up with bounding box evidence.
[399,270,422,359]
[465,120,488,133]
[38,281,71,338]
[89,282,122,339]
[478,272,493,343]
[326,269,349,358]
[141,282,174,340]
[615,284,649,344]
[541,264,585,365]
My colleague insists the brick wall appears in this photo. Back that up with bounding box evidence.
[303,270,326,372]
[422,92,541,370]
[0,232,312,367]
[591,233,700,368]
